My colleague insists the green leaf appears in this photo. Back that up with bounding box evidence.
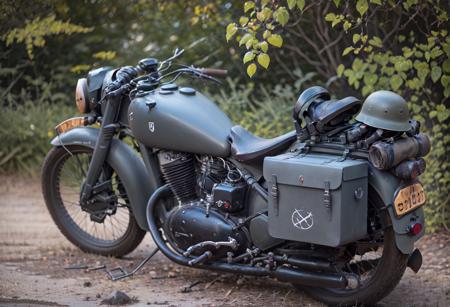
[226,23,238,41]
[402,47,414,58]
[370,0,382,4]
[297,0,305,10]
[431,66,442,83]
[239,33,253,46]
[368,36,382,48]
[260,41,269,52]
[332,15,343,27]
[274,7,289,26]
[333,0,341,7]
[245,38,255,49]
[342,46,354,56]
[244,1,255,13]
[263,30,271,39]
[267,34,283,47]
[287,0,296,10]
[247,63,257,77]
[343,21,352,31]
[261,7,273,19]
[239,17,249,26]
[325,13,335,22]
[364,73,378,85]
[430,47,444,59]
[257,53,270,69]
[356,0,369,16]
[443,59,450,73]
[337,64,345,77]
[394,59,412,72]
[353,34,360,44]
[243,51,255,64]
[257,11,266,22]
[390,75,403,91]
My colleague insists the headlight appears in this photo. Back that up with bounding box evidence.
[75,78,90,113]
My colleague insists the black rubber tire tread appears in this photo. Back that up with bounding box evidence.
[41,145,146,257]
[297,196,408,306]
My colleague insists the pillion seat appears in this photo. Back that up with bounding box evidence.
[229,125,297,162]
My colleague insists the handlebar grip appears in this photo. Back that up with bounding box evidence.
[200,68,228,78]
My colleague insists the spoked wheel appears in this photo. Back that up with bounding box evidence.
[295,194,408,306]
[42,145,145,257]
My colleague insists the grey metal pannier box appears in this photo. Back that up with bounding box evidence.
[263,152,368,247]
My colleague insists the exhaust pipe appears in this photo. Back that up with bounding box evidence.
[146,184,347,289]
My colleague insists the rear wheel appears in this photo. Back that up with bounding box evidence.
[41,145,146,257]
[295,194,408,305]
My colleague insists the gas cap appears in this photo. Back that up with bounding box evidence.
[179,87,196,95]
[161,83,178,91]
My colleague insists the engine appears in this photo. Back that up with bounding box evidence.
[157,151,250,259]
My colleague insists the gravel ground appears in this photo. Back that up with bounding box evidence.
[0,175,449,306]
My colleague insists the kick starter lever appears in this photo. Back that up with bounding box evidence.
[106,247,159,281]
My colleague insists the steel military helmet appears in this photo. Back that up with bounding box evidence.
[355,90,410,131]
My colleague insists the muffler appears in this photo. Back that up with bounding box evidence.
[272,267,347,288]
[146,184,348,289]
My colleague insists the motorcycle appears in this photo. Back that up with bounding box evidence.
[42,49,429,305]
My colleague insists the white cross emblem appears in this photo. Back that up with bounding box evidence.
[291,209,314,230]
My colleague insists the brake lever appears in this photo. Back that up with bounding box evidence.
[105,84,133,98]
[199,73,222,85]
[190,68,222,85]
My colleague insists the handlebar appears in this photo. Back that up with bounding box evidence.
[105,51,227,98]
[198,68,228,78]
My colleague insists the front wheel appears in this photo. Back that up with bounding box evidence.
[41,145,146,257]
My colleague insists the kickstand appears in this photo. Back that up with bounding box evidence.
[107,248,159,281]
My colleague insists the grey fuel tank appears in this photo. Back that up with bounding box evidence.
[128,87,232,156]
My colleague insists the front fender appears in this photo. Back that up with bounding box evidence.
[51,127,154,230]
[369,165,425,254]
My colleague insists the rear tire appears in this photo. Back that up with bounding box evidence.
[295,195,408,305]
[41,145,146,257]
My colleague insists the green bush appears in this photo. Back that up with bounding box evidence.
[210,70,317,138]
[0,102,74,174]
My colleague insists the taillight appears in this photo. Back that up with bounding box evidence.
[408,222,422,235]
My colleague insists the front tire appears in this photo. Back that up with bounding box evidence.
[41,145,145,257]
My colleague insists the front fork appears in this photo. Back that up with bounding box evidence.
[80,97,120,203]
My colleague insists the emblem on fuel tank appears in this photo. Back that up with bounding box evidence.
[148,122,155,133]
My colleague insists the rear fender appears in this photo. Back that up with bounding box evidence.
[369,165,425,254]
[51,127,154,230]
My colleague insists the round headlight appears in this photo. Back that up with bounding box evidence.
[75,78,90,113]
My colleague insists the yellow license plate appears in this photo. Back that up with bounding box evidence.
[55,117,86,134]
[393,183,426,217]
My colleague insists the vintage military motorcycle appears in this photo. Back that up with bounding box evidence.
[42,49,430,305]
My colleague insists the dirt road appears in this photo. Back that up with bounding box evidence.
[0,175,449,306]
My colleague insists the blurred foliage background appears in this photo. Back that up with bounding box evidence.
[0,0,448,231]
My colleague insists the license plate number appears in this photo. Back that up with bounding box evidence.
[394,183,426,217]
[55,117,86,134]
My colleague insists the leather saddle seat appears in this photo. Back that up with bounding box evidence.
[230,125,297,162]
